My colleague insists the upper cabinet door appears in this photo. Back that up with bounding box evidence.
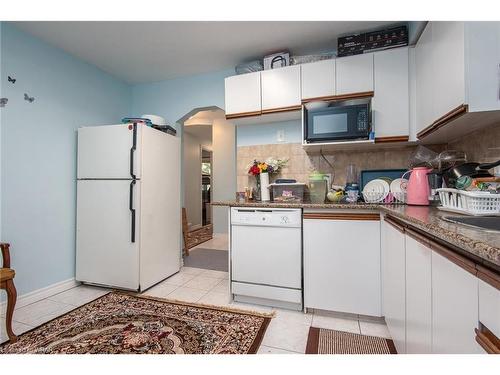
[415,23,435,133]
[261,65,301,111]
[373,47,410,138]
[224,71,261,116]
[335,53,374,95]
[301,59,335,100]
[432,22,466,116]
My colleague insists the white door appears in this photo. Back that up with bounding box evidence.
[231,225,301,288]
[139,127,181,290]
[383,220,406,354]
[224,72,262,115]
[405,234,432,353]
[77,124,142,179]
[301,59,336,100]
[432,251,482,353]
[304,217,381,317]
[261,65,301,110]
[373,47,410,138]
[76,179,140,290]
[336,53,374,95]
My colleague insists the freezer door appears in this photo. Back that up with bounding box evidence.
[139,126,181,289]
[76,179,140,290]
[77,124,142,179]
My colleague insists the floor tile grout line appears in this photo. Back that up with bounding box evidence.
[260,344,303,354]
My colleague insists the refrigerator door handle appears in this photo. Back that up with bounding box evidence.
[129,180,136,243]
[130,123,137,179]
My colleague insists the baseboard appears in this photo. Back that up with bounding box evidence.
[0,278,80,311]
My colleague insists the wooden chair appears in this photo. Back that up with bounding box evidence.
[182,208,213,257]
[1,243,17,343]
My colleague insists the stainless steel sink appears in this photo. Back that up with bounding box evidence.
[443,216,500,232]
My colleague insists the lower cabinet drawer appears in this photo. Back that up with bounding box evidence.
[478,279,500,339]
[231,282,302,304]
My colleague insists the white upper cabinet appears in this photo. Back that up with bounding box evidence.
[405,234,432,354]
[372,47,410,138]
[432,22,466,117]
[336,53,374,95]
[415,21,500,141]
[465,22,500,112]
[224,71,261,116]
[261,65,301,111]
[415,22,435,134]
[301,59,336,100]
[431,251,482,354]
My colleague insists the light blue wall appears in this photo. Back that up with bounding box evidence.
[131,69,233,127]
[236,120,302,146]
[0,24,131,297]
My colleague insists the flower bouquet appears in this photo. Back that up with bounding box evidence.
[248,158,288,201]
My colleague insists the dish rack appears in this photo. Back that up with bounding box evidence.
[437,188,500,216]
[362,191,407,204]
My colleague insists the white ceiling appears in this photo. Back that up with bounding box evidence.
[11,21,424,84]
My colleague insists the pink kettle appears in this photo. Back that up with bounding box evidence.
[403,167,432,206]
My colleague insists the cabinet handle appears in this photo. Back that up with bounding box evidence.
[303,213,380,221]
[385,216,405,233]
[475,326,500,354]
[405,227,431,247]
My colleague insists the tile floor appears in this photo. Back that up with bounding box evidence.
[191,233,228,251]
[1,264,392,353]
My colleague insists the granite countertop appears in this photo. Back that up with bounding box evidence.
[212,200,500,270]
[211,200,379,210]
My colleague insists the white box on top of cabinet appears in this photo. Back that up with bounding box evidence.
[303,212,381,317]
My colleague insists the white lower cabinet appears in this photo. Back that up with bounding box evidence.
[405,233,432,354]
[431,251,482,353]
[382,220,406,353]
[304,213,381,317]
[478,278,500,339]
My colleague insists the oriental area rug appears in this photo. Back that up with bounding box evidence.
[0,292,272,354]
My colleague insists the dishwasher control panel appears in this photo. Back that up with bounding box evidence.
[231,208,302,227]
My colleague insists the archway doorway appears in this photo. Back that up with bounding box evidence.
[177,107,236,270]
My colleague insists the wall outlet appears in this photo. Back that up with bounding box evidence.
[277,129,285,143]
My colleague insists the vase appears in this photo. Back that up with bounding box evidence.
[260,172,270,201]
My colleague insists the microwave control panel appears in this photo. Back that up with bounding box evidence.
[357,109,369,132]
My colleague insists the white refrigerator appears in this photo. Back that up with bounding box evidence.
[76,123,181,291]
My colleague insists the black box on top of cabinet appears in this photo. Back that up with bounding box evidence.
[338,25,408,57]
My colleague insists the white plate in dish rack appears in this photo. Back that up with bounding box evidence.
[363,179,390,203]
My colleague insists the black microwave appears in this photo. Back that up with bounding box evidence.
[303,98,372,143]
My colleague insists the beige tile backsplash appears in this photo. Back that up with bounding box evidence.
[446,122,500,163]
[236,122,500,192]
[237,143,421,191]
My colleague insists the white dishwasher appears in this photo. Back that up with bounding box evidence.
[230,207,303,310]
